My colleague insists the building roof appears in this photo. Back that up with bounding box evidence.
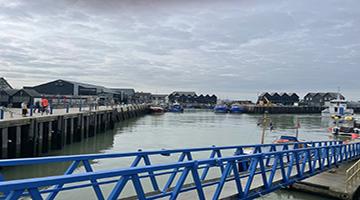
[2,89,19,96]
[0,77,13,90]
[151,94,168,98]
[170,91,197,96]
[135,92,152,96]
[22,89,42,97]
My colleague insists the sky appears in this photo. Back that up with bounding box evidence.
[0,0,359,101]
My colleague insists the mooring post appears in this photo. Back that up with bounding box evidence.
[1,128,8,158]
[79,102,82,112]
[50,105,53,115]
[66,104,70,113]
[15,126,21,158]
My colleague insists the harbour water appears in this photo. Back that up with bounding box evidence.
[1,110,341,199]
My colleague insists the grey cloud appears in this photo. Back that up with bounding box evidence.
[0,0,360,100]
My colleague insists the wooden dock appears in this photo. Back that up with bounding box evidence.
[0,105,149,159]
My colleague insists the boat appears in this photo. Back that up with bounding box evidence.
[229,104,244,114]
[149,106,165,114]
[273,135,299,143]
[214,104,228,113]
[330,119,360,139]
[321,99,354,117]
[168,103,184,113]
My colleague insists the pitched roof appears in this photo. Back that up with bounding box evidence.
[0,77,13,89]
[22,89,41,97]
[171,91,197,96]
[2,89,19,96]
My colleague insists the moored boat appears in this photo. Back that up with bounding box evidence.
[168,103,184,113]
[229,104,244,114]
[321,99,354,118]
[214,104,228,113]
[150,106,165,114]
[330,118,360,139]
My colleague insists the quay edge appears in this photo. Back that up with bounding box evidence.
[0,105,150,159]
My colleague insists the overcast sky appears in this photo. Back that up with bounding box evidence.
[0,0,359,100]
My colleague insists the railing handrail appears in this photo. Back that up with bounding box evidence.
[0,140,342,166]
[346,158,360,183]
[0,145,343,191]
[0,142,358,200]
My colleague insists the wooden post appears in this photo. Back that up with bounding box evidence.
[48,121,52,151]
[63,118,68,146]
[1,128,8,159]
[261,112,268,144]
[85,116,90,138]
[70,118,74,143]
[16,126,21,157]
[80,115,84,141]
[94,114,97,134]
[38,122,44,154]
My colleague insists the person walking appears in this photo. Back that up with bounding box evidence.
[41,96,49,115]
[35,100,41,113]
[21,101,28,117]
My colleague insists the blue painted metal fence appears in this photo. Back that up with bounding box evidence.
[0,141,359,200]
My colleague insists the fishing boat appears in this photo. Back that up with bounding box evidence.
[321,99,354,118]
[168,103,184,113]
[149,106,165,114]
[214,104,228,113]
[229,104,244,114]
[330,119,360,139]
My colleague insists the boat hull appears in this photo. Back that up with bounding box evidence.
[230,106,244,114]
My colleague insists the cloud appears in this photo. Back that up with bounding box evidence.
[0,0,359,100]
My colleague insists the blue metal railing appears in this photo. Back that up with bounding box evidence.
[0,141,358,200]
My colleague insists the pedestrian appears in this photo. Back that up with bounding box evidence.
[35,100,41,113]
[21,101,28,117]
[95,97,99,110]
[41,96,49,115]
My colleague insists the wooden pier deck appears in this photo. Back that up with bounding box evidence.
[0,105,149,159]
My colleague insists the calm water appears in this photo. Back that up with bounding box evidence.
[1,110,340,199]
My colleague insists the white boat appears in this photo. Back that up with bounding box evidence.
[321,99,354,117]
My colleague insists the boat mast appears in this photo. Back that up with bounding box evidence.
[261,111,268,144]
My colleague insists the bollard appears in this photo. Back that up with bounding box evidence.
[0,108,4,120]
[66,104,70,113]
[50,106,53,114]
[30,105,33,116]
[79,103,82,112]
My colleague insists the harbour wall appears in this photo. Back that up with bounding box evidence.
[244,106,325,114]
[243,105,360,114]
[0,105,149,159]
